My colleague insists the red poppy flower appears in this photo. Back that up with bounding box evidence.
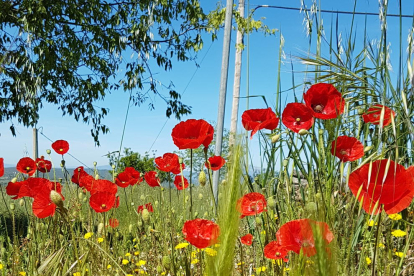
[115,171,135,188]
[264,241,289,261]
[137,202,154,213]
[182,218,220,249]
[144,171,160,187]
[171,119,214,150]
[108,218,119,228]
[35,156,52,173]
[282,103,314,133]
[237,192,267,218]
[0,158,4,177]
[32,191,58,219]
[90,179,117,196]
[303,83,345,119]
[348,159,414,214]
[71,166,90,185]
[155,153,184,174]
[241,108,279,138]
[51,140,69,155]
[16,157,37,176]
[89,192,116,213]
[124,167,143,185]
[241,233,253,246]
[362,104,396,127]
[205,156,226,171]
[331,136,364,162]
[79,174,95,191]
[174,175,189,190]
[6,178,62,200]
[276,219,334,257]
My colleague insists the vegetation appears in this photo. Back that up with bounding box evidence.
[1,1,414,276]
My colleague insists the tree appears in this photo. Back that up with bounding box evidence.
[107,147,168,182]
[0,0,215,143]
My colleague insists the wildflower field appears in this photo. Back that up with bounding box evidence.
[2,1,414,276]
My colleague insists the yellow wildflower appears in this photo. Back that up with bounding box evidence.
[19,273,26,276]
[126,274,133,276]
[107,264,112,269]
[237,262,245,266]
[395,252,405,258]
[191,251,197,259]
[73,273,81,276]
[367,219,377,227]
[378,243,385,248]
[134,251,140,256]
[261,230,266,235]
[256,266,267,272]
[284,268,290,272]
[122,259,129,265]
[366,257,372,265]
[191,259,199,264]
[388,213,402,220]
[97,237,104,243]
[204,248,217,256]
[84,232,93,239]
[125,253,131,257]
[0,264,3,270]
[136,260,146,266]
[214,243,220,248]
[175,242,189,249]
[391,229,407,238]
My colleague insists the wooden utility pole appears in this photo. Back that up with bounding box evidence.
[213,0,234,203]
[33,127,38,176]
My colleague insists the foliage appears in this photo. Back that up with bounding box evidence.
[0,0,215,144]
[107,147,167,182]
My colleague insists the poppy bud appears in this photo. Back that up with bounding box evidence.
[267,197,276,208]
[298,129,309,136]
[60,160,65,167]
[185,196,189,202]
[129,224,133,233]
[154,201,159,206]
[111,165,115,169]
[26,234,31,239]
[364,146,374,152]
[142,209,150,222]
[283,159,289,167]
[194,211,198,217]
[255,217,262,226]
[271,134,281,143]
[10,203,15,211]
[198,193,203,200]
[78,192,83,200]
[95,174,99,180]
[46,149,51,154]
[19,199,25,207]
[357,108,364,115]
[82,197,87,203]
[138,221,143,227]
[221,179,227,186]
[179,158,183,164]
[305,202,317,213]
[161,187,165,192]
[28,227,32,234]
[93,161,97,166]
[97,222,104,236]
[140,195,145,201]
[198,171,207,186]
[50,190,64,209]
[157,265,163,273]
[204,212,208,217]
[11,177,17,183]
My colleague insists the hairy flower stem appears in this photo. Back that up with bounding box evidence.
[371,211,382,276]
[190,149,193,218]
[204,149,218,214]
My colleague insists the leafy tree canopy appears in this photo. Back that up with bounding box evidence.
[0,0,217,144]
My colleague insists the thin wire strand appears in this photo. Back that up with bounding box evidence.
[147,42,215,152]
[253,5,414,18]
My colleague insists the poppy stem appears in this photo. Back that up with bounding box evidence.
[204,150,218,214]
[190,149,193,219]
[371,211,382,276]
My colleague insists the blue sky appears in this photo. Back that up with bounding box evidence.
[1,0,414,169]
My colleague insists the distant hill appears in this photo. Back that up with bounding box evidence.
[0,167,112,185]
